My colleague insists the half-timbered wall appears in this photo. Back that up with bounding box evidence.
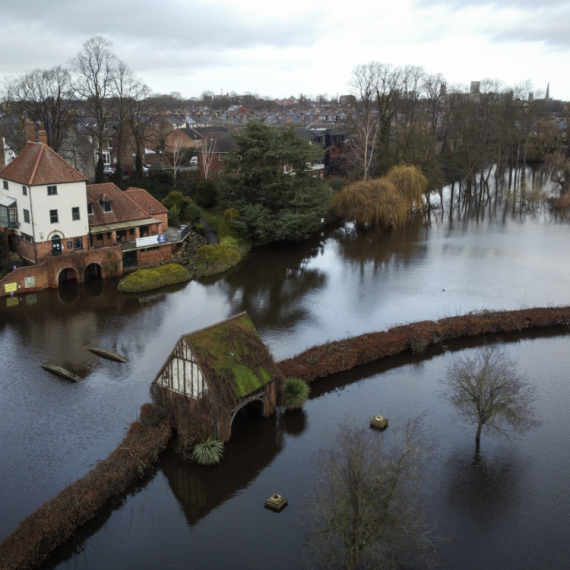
[156,339,207,398]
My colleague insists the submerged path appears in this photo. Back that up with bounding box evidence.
[199,217,218,244]
[2,306,570,569]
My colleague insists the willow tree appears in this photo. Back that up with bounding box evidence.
[331,165,427,229]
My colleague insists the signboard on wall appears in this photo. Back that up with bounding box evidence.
[24,277,35,289]
[136,234,167,248]
[4,282,17,293]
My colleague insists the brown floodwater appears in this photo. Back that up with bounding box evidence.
[1,187,570,568]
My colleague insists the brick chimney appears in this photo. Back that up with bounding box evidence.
[24,120,36,142]
[38,124,48,146]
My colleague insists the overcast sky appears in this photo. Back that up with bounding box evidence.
[1,0,567,100]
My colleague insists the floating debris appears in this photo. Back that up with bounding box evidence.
[264,494,288,512]
[370,415,389,430]
[41,365,82,383]
[87,348,128,363]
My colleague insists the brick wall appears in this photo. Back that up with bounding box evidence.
[137,244,174,266]
[0,246,123,297]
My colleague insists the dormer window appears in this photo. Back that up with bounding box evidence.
[102,201,112,213]
[88,203,94,215]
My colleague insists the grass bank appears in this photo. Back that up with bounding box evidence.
[118,263,192,293]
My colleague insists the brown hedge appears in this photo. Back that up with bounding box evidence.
[277,307,570,383]
[0,404,172,570]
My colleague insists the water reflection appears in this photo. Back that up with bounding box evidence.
[445,449,521,520]
[162,412,284,527]
[219,238,327,330]
[280,409,308,437]
[334,221,426,269]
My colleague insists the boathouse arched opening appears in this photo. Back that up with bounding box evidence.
[84,263,102,280]
[58,267,78,285]
[230,393,267,434]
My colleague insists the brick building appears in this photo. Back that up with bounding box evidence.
[0,139,180,295]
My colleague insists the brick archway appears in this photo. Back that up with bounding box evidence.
[57,267,78,284]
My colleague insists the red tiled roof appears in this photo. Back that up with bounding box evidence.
[0,142,87,185]
[124,187,169,216]
[86,183,150,227]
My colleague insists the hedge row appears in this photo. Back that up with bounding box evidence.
[0,404,172,570]
[118,263,192,293]
[277,307,570,383]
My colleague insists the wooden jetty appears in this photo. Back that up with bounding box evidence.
[87,348,128,363]
[41,365,82,382]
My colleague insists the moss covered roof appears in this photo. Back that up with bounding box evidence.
[186,312,281,401]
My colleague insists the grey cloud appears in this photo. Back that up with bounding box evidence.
[1,0,326,53]
[413,0,570,49]
[414,0,569,8]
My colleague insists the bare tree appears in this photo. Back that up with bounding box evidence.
[170,138,194,187]
[71,36,119,168]
[2,66,74,153]
[346,63,380,180]
[200,134,219,180]
[442,345,539,451]
[305,419,440,570]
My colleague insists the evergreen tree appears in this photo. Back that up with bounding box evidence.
[113,159,122,186]
[219,122,330,243]
[135,152,143,179]
[95,156,105,184]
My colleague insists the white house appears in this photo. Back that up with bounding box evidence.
[0,141,89,263]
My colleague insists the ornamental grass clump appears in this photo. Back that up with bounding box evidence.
[283,377,311,410]
[192,437,224,466]
[117,264,192,293]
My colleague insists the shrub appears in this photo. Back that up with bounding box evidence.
[218,207,242,239]
[196,179,217,208]
[161,191,200,224]
[283,377,310,410]
[193,243,242,278]
[192,437,224,466]
[329,178,345,192]
[220,235,251,257]
[118,264,192,293]
[185,202,201,225]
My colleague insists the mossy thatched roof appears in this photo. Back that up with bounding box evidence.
[186,312,281,401]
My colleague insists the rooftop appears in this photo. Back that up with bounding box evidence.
[0,142,87,186]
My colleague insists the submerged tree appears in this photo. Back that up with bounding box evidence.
[331,164,427,229]
[442,345,539,451]
[306,420,439,570]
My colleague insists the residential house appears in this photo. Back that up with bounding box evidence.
[165,126,229,154]
[87,183,173,267]
[0,140,89,263]
[0,138,186,295]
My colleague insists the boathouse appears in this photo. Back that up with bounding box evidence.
[152,312,281,442]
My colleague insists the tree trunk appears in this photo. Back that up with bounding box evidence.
[475,423,482,453]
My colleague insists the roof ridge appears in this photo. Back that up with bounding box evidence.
[186,312,249,339]
[122,188,152,218]
[29,143,44,185]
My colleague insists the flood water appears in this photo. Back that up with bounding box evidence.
[1,183,570,568]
